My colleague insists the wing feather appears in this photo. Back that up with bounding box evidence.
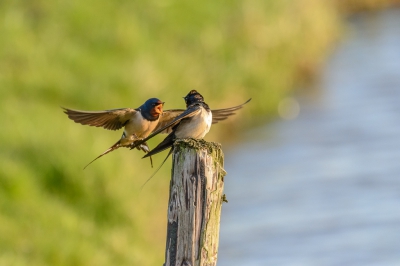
[156,98,251,131]
[211,98,251,124]
[62,107,137,130]
[154,109,185,134]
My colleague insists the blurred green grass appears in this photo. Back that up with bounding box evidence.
[0,0,398,265]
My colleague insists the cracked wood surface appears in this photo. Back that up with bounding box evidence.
[164,139,226,266]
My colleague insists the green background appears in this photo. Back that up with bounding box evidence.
[0,0,397,265]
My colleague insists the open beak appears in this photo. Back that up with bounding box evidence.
[154,102,164,114]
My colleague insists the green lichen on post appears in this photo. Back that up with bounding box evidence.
[174,138,220,153]
[174,138,226,176]
[222,194,228,203]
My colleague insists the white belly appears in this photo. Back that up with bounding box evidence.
[175,108,212,139]
[124,112,158,139]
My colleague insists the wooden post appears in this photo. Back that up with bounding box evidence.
[164,138,227,266]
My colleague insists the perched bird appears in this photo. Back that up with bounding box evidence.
[132,90,251,158]
[62,98,164,169]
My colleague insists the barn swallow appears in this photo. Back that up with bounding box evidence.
[131,90,251,158]
[62,98,164,169]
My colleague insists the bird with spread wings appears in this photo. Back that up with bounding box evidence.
[63,94,250,169]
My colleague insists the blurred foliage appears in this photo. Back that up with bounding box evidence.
[336,0,400,13]
[0,0,396,265]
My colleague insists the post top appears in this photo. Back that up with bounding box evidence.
[174,138,222,152]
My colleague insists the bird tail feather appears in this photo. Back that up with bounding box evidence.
[83,140,121,170]
[143,133,175,158]
[140,148,173,190]
[137,142,153,168]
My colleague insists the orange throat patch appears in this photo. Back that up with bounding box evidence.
[150,105,163,117]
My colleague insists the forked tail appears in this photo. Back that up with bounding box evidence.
[83,140,121,170]
[140,148,173,190]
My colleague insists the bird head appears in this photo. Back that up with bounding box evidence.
[142,98,164,118]
[183,90,204,107]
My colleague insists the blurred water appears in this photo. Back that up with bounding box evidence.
[219,8,400,266]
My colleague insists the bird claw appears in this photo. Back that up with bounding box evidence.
[129,139,143,150]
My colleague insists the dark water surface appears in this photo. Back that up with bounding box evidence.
[219,8,400,266]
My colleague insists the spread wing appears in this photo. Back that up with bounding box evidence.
[211,98,251,124]
[153,98,252,133]
[130,98,251,151]
[154,109,185,134]
[62,107,137,130]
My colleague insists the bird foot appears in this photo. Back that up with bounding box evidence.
[129,139,144,150]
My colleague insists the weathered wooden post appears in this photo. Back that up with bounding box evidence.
[164,138,227,266]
